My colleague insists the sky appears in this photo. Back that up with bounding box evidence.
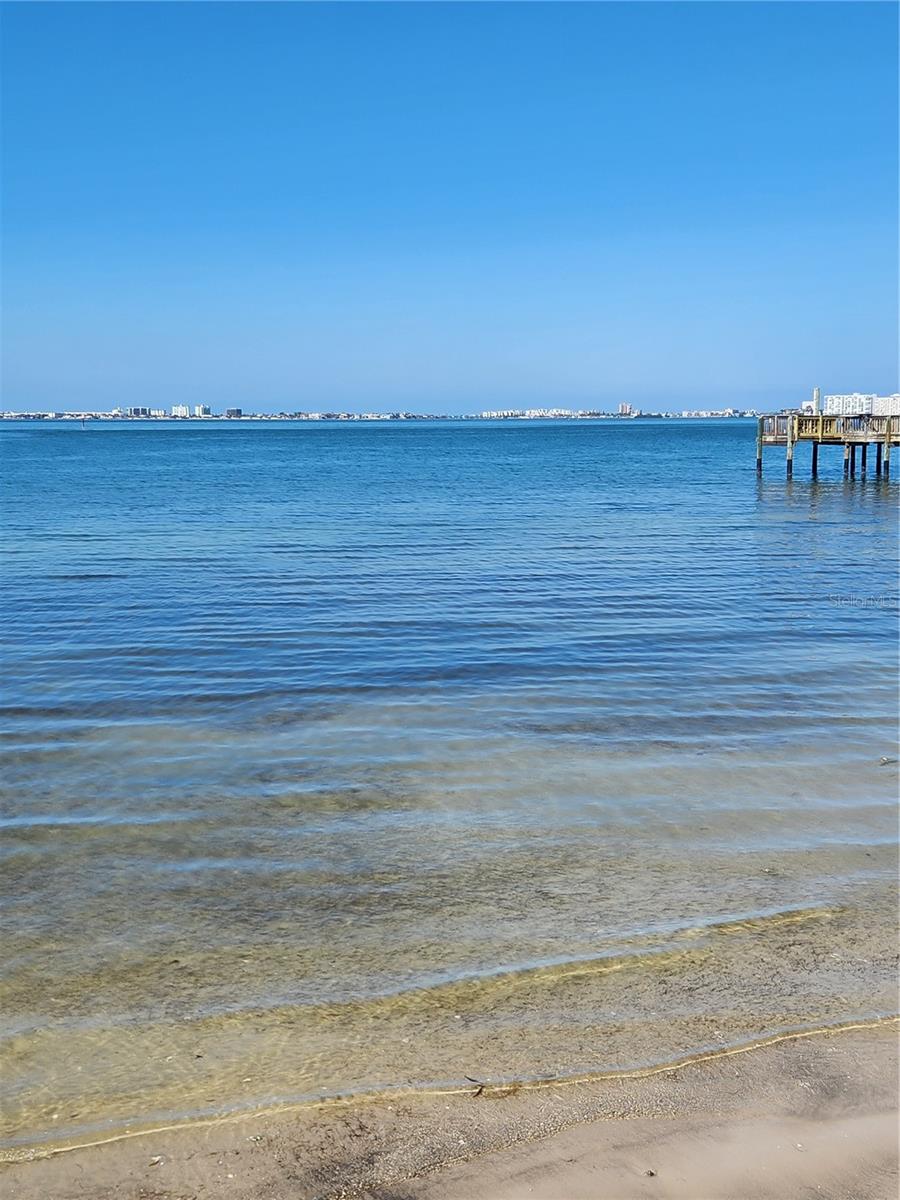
[2,1,897,415]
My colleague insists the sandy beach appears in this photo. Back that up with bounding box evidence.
[3,1020,896,1200]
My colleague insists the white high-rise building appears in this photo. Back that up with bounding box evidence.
[824,393,873,416]
[193,405,211,417]
[171,404,191,418]
[822,393,900,417]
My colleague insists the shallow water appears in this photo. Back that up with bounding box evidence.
[1,418,897,1150]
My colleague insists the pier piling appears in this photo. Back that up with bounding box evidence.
[885,418,893,479]
[876,443,883,476]
[843,445,851,478]
[756,418,763,476]
[785,416,794,478]
[811,442,818,478]
[860,444,867,475]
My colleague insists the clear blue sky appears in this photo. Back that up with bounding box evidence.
[2,1,897,414]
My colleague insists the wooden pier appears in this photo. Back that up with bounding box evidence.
[756,413,898,478]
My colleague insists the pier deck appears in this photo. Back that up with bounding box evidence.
[757,413,898,478]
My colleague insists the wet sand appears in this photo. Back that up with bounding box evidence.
[3,1020,896,1199]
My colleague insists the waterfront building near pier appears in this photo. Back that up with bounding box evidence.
[823,393,900,417]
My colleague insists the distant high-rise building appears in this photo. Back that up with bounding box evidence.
[128,406,150,417]
[224,408,243,418]
[171,404,191,418]
[193,405,211,417]
[617,402,633,416]
[823,393,900,417]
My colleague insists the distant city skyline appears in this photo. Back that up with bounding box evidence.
[9,390,899,423]
[0,404,766,422]
[2,2,897,414]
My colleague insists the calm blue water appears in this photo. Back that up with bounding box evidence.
[1,418,897,1151]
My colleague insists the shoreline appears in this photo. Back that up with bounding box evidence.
[6,886,896,1162]
[3,1014,895,1164]
[3,1019,896,1199]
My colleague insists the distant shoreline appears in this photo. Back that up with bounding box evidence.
[1,412,761,423]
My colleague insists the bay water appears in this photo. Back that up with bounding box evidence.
[2,418,897,1152]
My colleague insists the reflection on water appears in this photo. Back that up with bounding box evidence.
[1,419,897,1150]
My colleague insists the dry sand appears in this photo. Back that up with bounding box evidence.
[2,1020,897,1200]
[399,1109,896,1200]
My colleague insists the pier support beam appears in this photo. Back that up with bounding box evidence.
[860,444,868,475]
[811,442,819,478]
[843,444,851,478]
[876,443,883,476]
[850,445,857,477]
[756,418,763,475]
